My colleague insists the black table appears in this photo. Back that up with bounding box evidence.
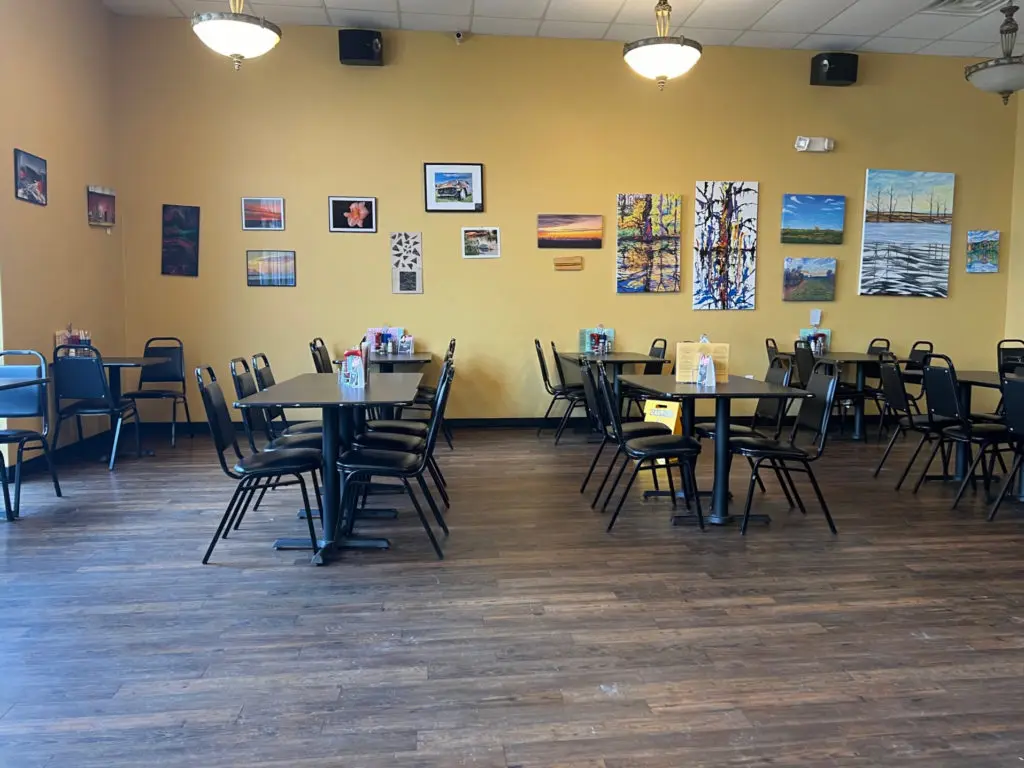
[560,352,667,402]
[620,374,809,525]
[335,352,433,419]
[100,357,168,459]
[817,351,886,441]
[234,372,422,565]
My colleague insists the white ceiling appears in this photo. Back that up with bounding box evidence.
[101,0,1019,57]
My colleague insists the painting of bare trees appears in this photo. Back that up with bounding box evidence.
[693,181,758,310]
[858,169,955,297]
[615,193,681,293]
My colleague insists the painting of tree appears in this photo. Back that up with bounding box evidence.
[692,181,759,310]
[615,193,681,293]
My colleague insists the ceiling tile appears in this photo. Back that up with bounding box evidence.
[976,41,1024,57]
[753,0,858,33]
[538,19,611,38]
[615,0,700,26]
[473,0,547,19]
[324,0,397,9]
[880,12,975,39]
[399,0,470,13]
[248,0,324,7]
[818,0,933,36]
[857,36,928,53]
[248,4,332,24]
[675,26,743,45]
[732,30,808,48]
[326,8,400,26]
[605,22,653,42]
[916,39,991,56]
[401,12,469,30]
[795,33,870,51]
[685,0,779,30]
[103,0,184,16]
[546,0,627,23]
[175,0,255,13]
[942,10,1004,42]
[471,16,540,34]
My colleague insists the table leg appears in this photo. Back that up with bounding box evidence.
[109,367,123,432]
[709,398,733,524]
[955,382,972,480]
[378,361,396,419]
[852,364,866,441]
[681,399,695,438]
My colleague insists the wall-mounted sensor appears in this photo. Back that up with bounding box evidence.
[795,136,835,152]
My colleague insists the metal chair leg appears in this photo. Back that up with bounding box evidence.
[896,432,929,490]
[428,455,447,488]
[108,416,124,471]
[591,447,623,509]
[297,475,319,554]
[0,453,11,522]
[607,460,643,532]
[601,454,632,512]
[988,452,1022,521]
[953,444,988,508]
[740,461,761,536]
[171,399,178,448]
[804,461,838,534]
[538,397,558,436]
[768,459,795,508]
[912,436,946,494]
[52,417,64,454]
[581,437,608,493]
[417,473,448,535]
[227,477,264,535]
[203,480,248,564]
[41,438,62,499]
[426,459,450,508]
[403,478,443,559]
[182,397,195,438]
[665,462,677,508]
[12,442,25,518]
[874,424,903,477]
[553,402,576,445]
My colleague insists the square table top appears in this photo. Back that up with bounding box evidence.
[903,369,1002,389]
[559,351,668,366]
[620,374,809,400]
[235,372,423,409]
[0,376,48,393]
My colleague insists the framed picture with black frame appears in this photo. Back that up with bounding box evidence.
[423,163,483,213]
[246,249,296,287]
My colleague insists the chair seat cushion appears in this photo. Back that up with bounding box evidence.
[942,423,1009,441]
[624,434,700,457]
[236,447,321,475]
[355,432,425,453]
[0,428,44,443]
[730,437,809,461]
[898,414,956,430]
[694,421,767,439]
[365,420,429,438]
[59,398,134,416]
[621,421,672,439]
[267,433,322,452]
[122,389,183,399]
[283,421,322,435]
[971,412,1004,424]
[553,384,584,395]
[338,448,420,473]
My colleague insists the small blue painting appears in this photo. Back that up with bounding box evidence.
[966,230,999,273]
[781,195,845,244]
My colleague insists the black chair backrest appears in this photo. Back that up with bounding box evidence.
[445,338,457,362]
[534,339,556,394]
[922,353,967,426]
[578,359,609,434]
[310,338,332,373]
[595,361,625,446]
[752,359,792,432]
[1002,375,1024,437]
[52,344,115,407]
[789,361,838,458]
[0,350,48,428]
[765,338,778,364]
[643,338,668,375]
[997,339,1024,384]
[229,357,269,450]
[195,366,244,475]
[905,340,933,371]
[879,360,914,417]
[863,337,891,380]
[138,337,186,386]
[550,341,581,388]
[421,362,455,461]
[562,355,599,432]
[251,352,287,426]
[793,340,815,389]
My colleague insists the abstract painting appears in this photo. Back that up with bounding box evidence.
[615,193,681,293]
[693,181,758,310]
[783,257,837,301]
[14,149,46,206]
[87,186,115,226]
[247,250,295,287]
[329,197,377,232]
[462,227,500,259]
[537,214,603,249]
[966,230,999,273]
[160,204,200,277]
[781,195,844,244]
[858,169,955,297]
[424,163,484,212]
[391,232,423,293]
[241,197,285,230]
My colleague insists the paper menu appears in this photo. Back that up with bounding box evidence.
[675,341,730,384]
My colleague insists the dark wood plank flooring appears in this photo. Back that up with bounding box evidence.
[2,428,1024,766]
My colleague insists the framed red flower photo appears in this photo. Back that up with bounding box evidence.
[329,196,377,233]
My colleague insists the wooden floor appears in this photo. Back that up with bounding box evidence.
[3,427,1024,767]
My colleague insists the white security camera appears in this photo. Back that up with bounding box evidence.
[454,30,465,43]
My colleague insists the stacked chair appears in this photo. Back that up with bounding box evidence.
[623,337,669,418]
[987,372,1024,521]
[534,340,585,444]
[251,352,322,438]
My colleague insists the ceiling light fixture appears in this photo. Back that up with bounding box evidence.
[192,0,282,71]
[965,3,1024,104]
[623,0,702,90]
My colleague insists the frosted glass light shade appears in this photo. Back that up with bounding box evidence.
[192,12,282,69]
[965,57,1024,103]
[624,37,702,88]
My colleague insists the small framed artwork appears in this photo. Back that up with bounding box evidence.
[242,197,285,230]
[391,232,423,294]
[783,257,836,301]
[161,204,200,277]
[329,196,377,232]
[424,163,483,213]
[538,214,603,249]
[966,230,999,273]
[462,227,500,259]
[87,186,116,226]
[781,194,845,244]
[247,249,296,287]
[14,149,47,206]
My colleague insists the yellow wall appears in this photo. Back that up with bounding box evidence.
[1007,97,1024,340]
[112,21,1014,418]
[0,0,123,444]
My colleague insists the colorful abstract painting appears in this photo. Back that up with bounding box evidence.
[693,181,758,310]
[783,257,836,301]
[858,169,955,297]
[615,193,681,293]
[246,250,295,287]
[537,214,603,249]
[391,232,423,293]
[160,204,200,277]
[966,230,999,273]
[781,195,844,244]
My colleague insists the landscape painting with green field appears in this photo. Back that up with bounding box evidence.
[783,257,836,301]
[781,194,845,244]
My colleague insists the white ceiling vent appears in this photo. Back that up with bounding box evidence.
[923,0,1010,15]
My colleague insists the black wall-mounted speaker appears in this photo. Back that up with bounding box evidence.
[339,29,383,66]
[810,52,858,86]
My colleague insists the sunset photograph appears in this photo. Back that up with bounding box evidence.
[537,214,603,249]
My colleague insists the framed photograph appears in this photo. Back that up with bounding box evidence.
[247,250,296,287]
[14,149,47,206]
[242,197,285,230]
[329,196,377,232]
[87,186,116,226]
[161,204,200,277]
[462,227,500,259]
[424,163,483,213]
[538,214,603,249]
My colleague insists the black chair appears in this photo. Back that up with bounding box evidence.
[0,350,61,519]
[913,354,1012,507]
[624,338,669,418]
[793,340,815,389]
[337,364,455,559]
[993,339,1024,418]
[52,344,141,471]
[416,337,456,400]
[535,339,581,438]
[401,339,456,450]
[987,373,1024,521]
[251,353,321,438]
[730,361,839,536]
[310,338,333,373]
[901,340,933,412]
[695,359,791,441]
[121,337,193,447]
[229,358,323,455]
[548,341,587,445]
[195,366,321,564]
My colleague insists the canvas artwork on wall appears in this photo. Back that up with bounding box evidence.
[391,232,423,293]
[14,149,47,206]
[87,186,115,226]
[424,163,484,213]
[537,214,603,249]
[462,227,500,258]
[615,193,681,293]
[246,250,296,287]
[781,195,844,244]
[693,181,758,310]
[241,197,285,230]
[858,169,955,298]
[329,197,377,232]
[783,257,837,301]
[966,230,999,273]
[160,204,200,277]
